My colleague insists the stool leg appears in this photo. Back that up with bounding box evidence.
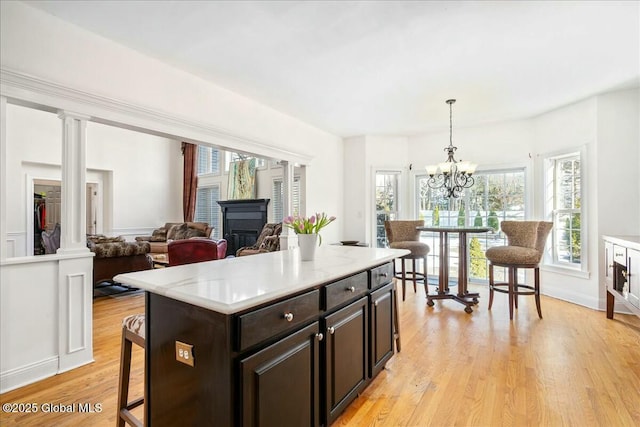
[401,259,407,301]
[422,256,428,297]
[117,330,132,427]
[514,267,519,309]
[534,267,543,318]
[488,264,494,310]
[508,267,515,320]
[412,258,417,294]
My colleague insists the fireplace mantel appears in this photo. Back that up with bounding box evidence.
[217,199,270,256]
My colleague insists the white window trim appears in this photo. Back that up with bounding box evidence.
[541,145,589,276]
[372,168,403,248]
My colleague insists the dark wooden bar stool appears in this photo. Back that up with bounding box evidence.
[384,220,430,301]
[117,313,145,427]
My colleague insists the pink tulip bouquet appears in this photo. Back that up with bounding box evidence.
[284,212,336,245]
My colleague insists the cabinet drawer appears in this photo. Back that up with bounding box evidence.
[370,263,393,289]
[613,245,627,266]
[324,272,368,311]
[238,290,320,351]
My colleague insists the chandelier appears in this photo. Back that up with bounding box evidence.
[425,99,477,198]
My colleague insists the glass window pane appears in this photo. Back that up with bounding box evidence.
[415,168,525,284]
[376,172,400,248]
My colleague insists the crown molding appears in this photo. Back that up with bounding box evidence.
[0,67,313,165]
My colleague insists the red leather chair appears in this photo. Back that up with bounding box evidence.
[167,238,227,267]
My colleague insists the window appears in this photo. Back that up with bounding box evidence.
[197,145,220,176]
[415,168,526,283]
[194,185,221,239]
[375,171,401,248]
[272,177,300,222]
[224,151,265,172]
[545,151,584,270]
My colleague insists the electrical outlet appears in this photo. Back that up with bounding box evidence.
[175,341,195,367]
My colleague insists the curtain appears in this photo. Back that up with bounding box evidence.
[182,142,198,222]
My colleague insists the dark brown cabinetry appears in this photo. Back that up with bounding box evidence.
[145,262,395,426]
[369,282,394,377]
[240,322,321,427]
[324,296,368,424]
[604,237,640,319]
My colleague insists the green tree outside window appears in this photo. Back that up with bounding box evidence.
[469,237,487,279]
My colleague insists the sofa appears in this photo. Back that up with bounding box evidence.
[135,222,214,260]
[87,235,153,289]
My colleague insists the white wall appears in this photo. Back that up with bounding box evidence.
[409,119,536,177]
[596,88,640,310]
[343,135,409,245]
[5,104,183,254]
[532,97,600,307]
[87,121,183,235]
[343,136,367,242]
[0,1,343,393]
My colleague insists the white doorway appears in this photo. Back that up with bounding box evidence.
[31,179,101,255]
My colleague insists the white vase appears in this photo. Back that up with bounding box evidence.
[297,233,319,261]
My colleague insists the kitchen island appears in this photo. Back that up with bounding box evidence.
[115,245,409,426]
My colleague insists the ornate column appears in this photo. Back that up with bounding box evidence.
[57,111,90,254]
[279,160,298,249]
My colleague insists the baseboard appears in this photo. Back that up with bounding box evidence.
[0,356,58,394]
[542,287,600,311]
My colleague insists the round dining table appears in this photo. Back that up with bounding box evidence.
[417,226,491,313]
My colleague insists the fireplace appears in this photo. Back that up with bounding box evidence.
[217,199,270,257]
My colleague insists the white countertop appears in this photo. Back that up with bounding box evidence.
[114,245,409,314]
[603,235,640,251]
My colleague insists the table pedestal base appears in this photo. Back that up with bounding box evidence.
[427,290,479,313]
[418,226,490,314]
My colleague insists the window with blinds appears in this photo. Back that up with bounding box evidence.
[272,177,300,222]
[194,185,221,239]
[197,146,220,176]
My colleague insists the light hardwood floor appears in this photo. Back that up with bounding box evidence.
[1,284,639,426]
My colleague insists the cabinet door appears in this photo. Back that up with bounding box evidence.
[628,249,640,308]
[370,282,394,378]
[605,242,614,287]
[324,296,368,424]
[240,322,321,427]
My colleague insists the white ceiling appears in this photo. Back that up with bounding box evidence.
[25,0,640,137]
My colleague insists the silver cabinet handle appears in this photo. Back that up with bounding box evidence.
[374,301,379,307]
[283,312,294,322]
[315,333,324,341]
[327,326,335,334]
[380,272,388,278]
[347,286,356,293]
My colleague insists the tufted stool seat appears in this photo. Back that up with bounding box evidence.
[384,220,430,301]
[485,221,553,320]
[117,313,145,427]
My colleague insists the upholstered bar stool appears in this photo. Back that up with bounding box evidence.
[485,221,553,320]
[117,313,145,427]
[384,220,430,301]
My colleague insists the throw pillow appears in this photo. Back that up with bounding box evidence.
[167,223,188,240]
[259,235,280,252]
[185,227,206,239]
